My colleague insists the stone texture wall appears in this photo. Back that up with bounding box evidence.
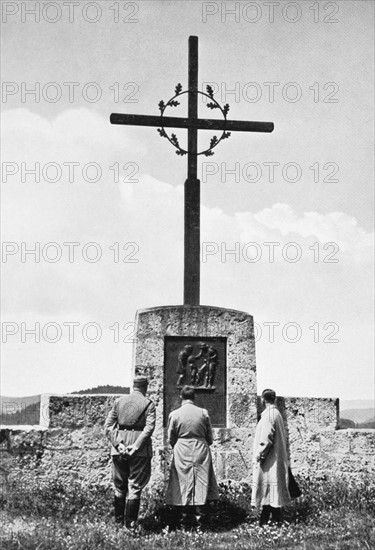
[1,393,373,501]
[0,395,118,496]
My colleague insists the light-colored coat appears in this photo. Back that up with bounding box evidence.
[166,401,219,506]
[251,405,291,508]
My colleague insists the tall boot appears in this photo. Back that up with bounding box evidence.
[260,505,271,526]
[270,506,282,526]
[195,505,204,527]
[114,496,126,525]
[125,498,140,528]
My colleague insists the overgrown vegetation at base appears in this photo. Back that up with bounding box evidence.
[1,473,375,549]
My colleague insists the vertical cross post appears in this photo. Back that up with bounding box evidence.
[184,35,200,305]
[110,35,274,305]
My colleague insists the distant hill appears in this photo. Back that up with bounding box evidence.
[72,385,130,395]
[0,387,129,426]
[340,408,375,428]
[339,418,357,429]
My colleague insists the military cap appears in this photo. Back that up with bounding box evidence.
[133,375,149,388]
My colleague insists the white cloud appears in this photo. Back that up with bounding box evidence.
[1,108,145,161]
[252,203,373,252]
[1,109,373,399]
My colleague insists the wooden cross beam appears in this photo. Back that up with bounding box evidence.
[110,36,274,306]
[110,114,274,133]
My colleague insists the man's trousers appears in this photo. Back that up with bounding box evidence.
[111,454,151,499]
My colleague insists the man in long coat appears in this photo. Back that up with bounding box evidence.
[166,385,219,524]
[104,376,155,528]
[251,389,291,525]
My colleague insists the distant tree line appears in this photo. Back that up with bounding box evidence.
[339,418,375,429]
[72,385,130,395]
[357,420,375,429]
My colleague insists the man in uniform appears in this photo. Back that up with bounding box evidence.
[104,376,156,528]
[251,389,291,526]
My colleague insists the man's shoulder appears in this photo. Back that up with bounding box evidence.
[116,392,152,407]
[261,405,281,421]
[191,405,209,417]
[116,392,155,424]
[169,407,179,419]
[169,402,205,415]
[187,403,209,417]
[169,404,188,420]
[115,394,132,405]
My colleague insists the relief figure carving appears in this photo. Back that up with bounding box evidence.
[206,346,218,388]
[176,341,218,390]
[176,344,193,386]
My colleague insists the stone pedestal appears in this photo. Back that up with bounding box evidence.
[133,305,257,485]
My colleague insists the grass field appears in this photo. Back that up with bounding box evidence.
[2,509,374,550]
[1,473,374,549]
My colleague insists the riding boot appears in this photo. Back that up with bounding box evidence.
[195,505,204,527]
[260,505,271,526]
[270,506,282,526]
[114,496,126,525]
[125,498,141,528]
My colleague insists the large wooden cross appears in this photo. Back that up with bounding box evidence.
[111,36,274,305]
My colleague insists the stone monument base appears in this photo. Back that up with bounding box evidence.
[133,305,257,484]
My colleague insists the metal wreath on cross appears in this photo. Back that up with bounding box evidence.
[157,85,232,157]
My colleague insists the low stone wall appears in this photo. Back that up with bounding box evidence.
[283,398,374,476]
[0,396,117,496]
[1,394,374,501]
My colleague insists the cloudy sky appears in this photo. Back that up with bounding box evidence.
[1,0,374,401]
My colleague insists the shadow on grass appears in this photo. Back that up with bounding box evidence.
[141,499,250,533]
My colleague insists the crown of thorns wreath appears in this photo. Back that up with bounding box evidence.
[157,84,232,157]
